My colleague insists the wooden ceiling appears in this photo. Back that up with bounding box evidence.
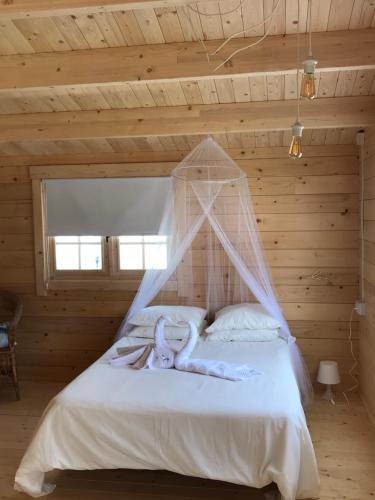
[0,0,374,54]
[0,0,374,158]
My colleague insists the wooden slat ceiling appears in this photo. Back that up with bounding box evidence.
[0,69,374,114]
[0,0,374,55]
[0,0,374,155]
[0,128,359,157]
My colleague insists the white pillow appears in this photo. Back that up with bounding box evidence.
[203,328,279,342]
[129,305,207,328]
[128,322,207,340]
[206,303,281,333]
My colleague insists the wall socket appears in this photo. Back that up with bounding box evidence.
[355,300,366,316]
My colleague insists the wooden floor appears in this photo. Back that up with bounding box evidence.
[0,381,375,500]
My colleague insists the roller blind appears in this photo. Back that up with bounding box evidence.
[45,177,171,236]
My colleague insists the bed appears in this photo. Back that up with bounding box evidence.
[14,335,320,500]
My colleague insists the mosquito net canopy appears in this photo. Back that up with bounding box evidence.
[117,137,313,406]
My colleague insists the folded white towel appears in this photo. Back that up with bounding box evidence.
[174,320,261,381]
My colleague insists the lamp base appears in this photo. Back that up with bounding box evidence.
[322,384,334,402]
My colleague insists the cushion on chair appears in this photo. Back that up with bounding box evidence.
[0,322,9,348]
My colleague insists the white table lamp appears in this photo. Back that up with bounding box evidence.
[317,360,340,401]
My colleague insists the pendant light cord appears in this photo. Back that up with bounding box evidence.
[296,0,301,122]
[308,0,313,57]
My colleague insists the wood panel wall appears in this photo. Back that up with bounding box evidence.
[0,146,360,387]
[361,127,375,422]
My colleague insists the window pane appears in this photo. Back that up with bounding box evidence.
[80,244,102,270]
[119,236,143,243]
[144,235,167,243]
[80,236,101,243]
[55,244,79,270]
[55,236,79,243]
[120,244,143,269]
[144,244,167,269]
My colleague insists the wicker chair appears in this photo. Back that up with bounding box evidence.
[0,291,23,399]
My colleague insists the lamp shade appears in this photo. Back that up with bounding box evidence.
[317,360,340,385]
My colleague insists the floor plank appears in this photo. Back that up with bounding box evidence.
[0,381,374,500]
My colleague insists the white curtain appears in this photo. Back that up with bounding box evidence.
[117,137,313,406]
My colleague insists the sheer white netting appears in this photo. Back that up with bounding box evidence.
[117,137,313,406]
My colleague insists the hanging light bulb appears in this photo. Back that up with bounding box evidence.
[289,121,304,160]
[301,56,317,99]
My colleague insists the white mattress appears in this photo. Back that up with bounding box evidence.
[15,335,320,500]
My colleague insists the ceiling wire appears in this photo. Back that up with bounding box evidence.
[212,0,281,72]
[210,0,281,56]
[308,0,313,56]
[296,0,301,121]
[187,0,245,17]
[181,0,282,67]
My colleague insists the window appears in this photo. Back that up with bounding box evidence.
[55,236,103,270]
[31,170,172,295]
[119,236,168,270]
[48,234,167,289]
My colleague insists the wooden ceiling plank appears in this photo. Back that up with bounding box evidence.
[249,75,267,101]
[268,130,284,147]
[92,12,128,46]
[0,19,35,54]
[334,70,357,97]
[162,81,188,105]
[266,74,284,101]
[51,16,90,49]
[255,131,269,148]
[264,0,286,35]
[196,1,224,39]
[317,71,339,98]
[220,0,243,39]
[0,29,373,91]
[111,10,146,45]
[214,78,235,103]
[176,5,204,41]
[232,76,251,103]
[352,69,375,95]
[284,72,298,100]
[73,14,109,48]
[328,0,355,31]
[311,0,332,31]
[285,0,308,34]
[1,95,373,141]
[241,0,264,37]
[129,83,156,107]
[154,6,185,42]
[12,17,71,52]
[197,79,219,104]
[98,83,141,108]
[339,128,357,144]
[0,0,219,19]
[180,80,204,104]
[324,128,342,144]
[133,8,165,43]
[240,131,256,148]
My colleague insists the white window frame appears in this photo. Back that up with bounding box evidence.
[30,164,176,296]
[50,236,109,280]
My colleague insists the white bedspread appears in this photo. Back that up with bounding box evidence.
[15,337,320,500]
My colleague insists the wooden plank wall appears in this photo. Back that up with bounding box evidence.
[361,127,375,421]
[0,146,360,387]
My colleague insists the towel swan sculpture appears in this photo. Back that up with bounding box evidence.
[109,315,175,369]
[110,315,260,381]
